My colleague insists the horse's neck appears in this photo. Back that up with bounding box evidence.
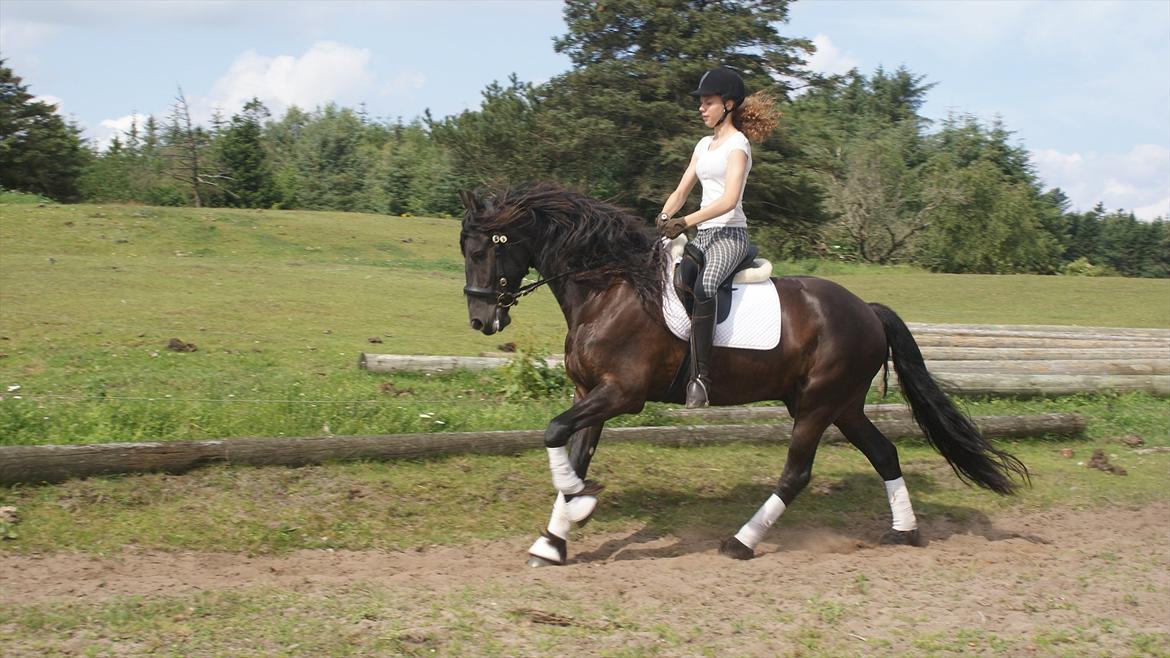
[546,278,596,331]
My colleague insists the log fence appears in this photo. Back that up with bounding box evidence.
[3,323,1160,484]
[0,412,1084,486]
[360,323,1169,396]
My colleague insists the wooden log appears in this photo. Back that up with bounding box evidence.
[362,344,1169,373]
[868,374,1170,396]
[910,335,1167,349]
[925,359,1169,375]
[358,352,562,373]
[906,324,1170,343]
[922,373,1170,396]
[919,347,1169,361]
[361,348,1169,373]
[907,323,1170,339]
[0,413,1084,485]
[665,403,910,421]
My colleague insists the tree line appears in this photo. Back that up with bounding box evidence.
[1,0,1166,278]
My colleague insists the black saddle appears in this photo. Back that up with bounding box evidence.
[674,242,760,324]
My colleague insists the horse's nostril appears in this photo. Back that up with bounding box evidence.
[470,319,484,331]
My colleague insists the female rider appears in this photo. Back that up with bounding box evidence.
[657,67,778,408]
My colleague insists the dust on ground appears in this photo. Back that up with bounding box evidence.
[2,502,1168,656]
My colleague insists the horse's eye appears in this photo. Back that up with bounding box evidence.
[471,250,486,261]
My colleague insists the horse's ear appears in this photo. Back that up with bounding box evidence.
[458,190,480,213]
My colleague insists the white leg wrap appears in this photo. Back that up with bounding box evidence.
[547,446,585,494]
[547,492,571,539]
[884,476,918,531]
[733,493,786,550]
[565,494,597,523]
[528,535,564,563]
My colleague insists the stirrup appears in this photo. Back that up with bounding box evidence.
[685,377,710,408]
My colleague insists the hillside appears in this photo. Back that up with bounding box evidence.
[1,202,1167,443]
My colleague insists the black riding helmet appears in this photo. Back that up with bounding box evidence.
[690,67,746,106]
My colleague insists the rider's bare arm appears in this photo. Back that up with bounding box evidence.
[659,151,701,220]
[683,149,747,228]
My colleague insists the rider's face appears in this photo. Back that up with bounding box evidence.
[699,95,732,128]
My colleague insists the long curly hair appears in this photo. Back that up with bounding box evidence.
[732,91,780,143]
[463,182,666,310]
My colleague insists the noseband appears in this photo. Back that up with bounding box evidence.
[462,231,583,309]
[462,233,525,308]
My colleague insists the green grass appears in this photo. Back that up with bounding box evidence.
[0,189,56,205]
[2,201,1168,658]
[1,201,1167,445]
[0,392,1165,555]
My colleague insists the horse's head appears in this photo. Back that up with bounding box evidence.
[458,189,536,335]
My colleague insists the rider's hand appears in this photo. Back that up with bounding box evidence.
[660,216,688,239]
[655,212,671,231]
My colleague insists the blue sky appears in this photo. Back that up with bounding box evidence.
[2,0,1167,219]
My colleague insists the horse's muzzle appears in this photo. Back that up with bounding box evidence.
[469,307,511,335]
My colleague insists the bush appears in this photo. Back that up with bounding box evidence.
[1061,257,1116,277]
[498,347,571,401]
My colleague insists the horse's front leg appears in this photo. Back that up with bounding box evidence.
[527,383,632,567]
[527,424,603,567]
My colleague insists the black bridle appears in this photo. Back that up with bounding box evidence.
[462,231,581,309]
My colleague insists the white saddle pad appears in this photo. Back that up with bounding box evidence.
[661,237,781,350]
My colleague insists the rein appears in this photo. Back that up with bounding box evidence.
[462,231,587,309]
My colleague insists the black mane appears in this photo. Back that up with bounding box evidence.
[464,182,665,308]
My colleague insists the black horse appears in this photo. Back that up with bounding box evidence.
[459,182,1027,565]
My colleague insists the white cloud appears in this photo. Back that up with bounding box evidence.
[804,34,858,76]
[1033,144,1170,220]
[93,113,151,151]
[1134,197,1170,221]
[32,95,64,112]
[88,40,395,150]
[206,41,377,118]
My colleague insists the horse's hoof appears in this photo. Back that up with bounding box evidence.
[719,536,754,560]
[527,532,567,565]
[565,495,597,524]
[576,505,596,528]
[565,480,604,525]
[880,528,923,547]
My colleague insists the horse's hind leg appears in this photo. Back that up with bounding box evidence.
[719,406,835,560]
[835,404,923,546]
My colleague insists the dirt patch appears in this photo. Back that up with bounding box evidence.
[2,502,1168,656]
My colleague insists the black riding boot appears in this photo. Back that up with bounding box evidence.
[686,295,717,408]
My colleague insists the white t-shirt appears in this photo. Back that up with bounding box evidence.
[693,131,752,229]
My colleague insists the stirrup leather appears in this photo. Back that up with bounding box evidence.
[686,295,716,408]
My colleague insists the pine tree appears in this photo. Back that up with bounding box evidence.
[0,60,90,201]
[217,98,278,208]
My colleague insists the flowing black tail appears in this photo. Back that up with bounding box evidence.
[870,303,1029,495]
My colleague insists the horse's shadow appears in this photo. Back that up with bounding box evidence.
[571,472,1050,564]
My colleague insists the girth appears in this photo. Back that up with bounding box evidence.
[673,242,760,324]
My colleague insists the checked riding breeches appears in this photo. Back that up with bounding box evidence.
[686,227,749,408]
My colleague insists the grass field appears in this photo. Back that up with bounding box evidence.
[1,198,1167,550]
[1,200,1167,444]
[1,200,1168,657]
